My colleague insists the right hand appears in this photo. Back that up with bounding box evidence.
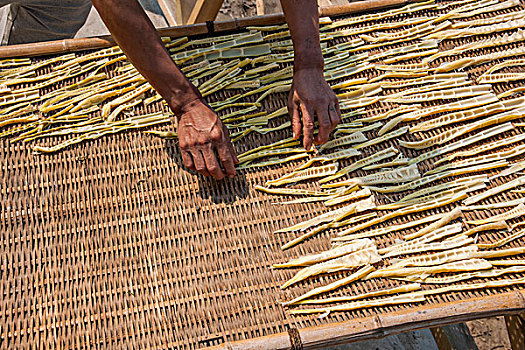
[176,100,238,180]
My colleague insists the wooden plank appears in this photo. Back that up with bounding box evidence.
[256,0,282,15]
[157,0,181,26]
[187,0,225,24]
[430,327,453,350]
[505,314,525,350]
[204,290,525,350]
[440,324,479,350]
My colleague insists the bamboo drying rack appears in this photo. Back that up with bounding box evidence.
[1,0,524,349]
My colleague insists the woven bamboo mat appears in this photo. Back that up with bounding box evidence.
[2,1,525,348]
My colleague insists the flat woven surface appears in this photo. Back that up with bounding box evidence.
[2,1,525,348]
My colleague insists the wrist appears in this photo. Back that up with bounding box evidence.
[293,52,324,72]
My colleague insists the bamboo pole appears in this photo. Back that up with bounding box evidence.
[0,0,423,59]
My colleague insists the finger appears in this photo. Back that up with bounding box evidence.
[289,103,302,140]
[202,146,226,180]
[300,104,315,151]
[217,144,236,178]
[192,150,211,177]
[229,141,239,164]
[314,106,332,145]
[330,103,342,130]
[181,150,195,171]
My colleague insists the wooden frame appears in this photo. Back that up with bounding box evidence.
[157,0,225,25]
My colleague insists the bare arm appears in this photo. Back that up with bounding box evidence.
[91,0,238,180]
[280,0,341,150]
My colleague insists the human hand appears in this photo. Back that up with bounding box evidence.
[287,67,341,150]
[177,100,238,180]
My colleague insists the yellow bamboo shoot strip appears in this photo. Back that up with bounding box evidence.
[274,199,364,234]
[472,247,525,259]
[490,260,525,266]
[68,85,136,113]
[290,293,426,315]
[324,188,372,207]
[347,164,421,188]
[323,63,373,82]
[403,266,525,284]
[491,159,525,181]
[378,182,486,211]
[386,86,492,104]
[173,33,263,61]
[370,72,428,84]
[0,58,31,68]
[254,185,341,197]
[322,0,436,29]
[379,74,469,89]
[398,176,487,202]
[362,20,451,44]
[425,150,525,176]
[362,155,410,171]
[54,46,122,70]
[297,283,422,305]
[465,198,525,211]
[384,236,475,260]
[266,163,339,188]
[477,228,525,250]
[281,198,377,250]
[274,239,375,268]
[389,78,471,99]
[33,113,171,154]
[295,148,361,171]
[238,136,296,158]
[318,132,367,153]
[335,16,433,38]
[388,245,479,269]
[437,133,525,165]
[321,147,399,185]
[452,9,525,29]
[482,58,525,77]
[369,39,440,62]
[468,204,525,226]
[464,175,525,205]
[334,122,383,137]
[370,161,508,194]
[353,127,409,151]
[339,97,381,109]
[331,213,444,243]
[499,86,525,99]
[381,49,439,65]
[412,98,525,133]
[336,84,381,100]
[425,29,525,64]
[428,17,525,41]
[456,0,521,18]
[0,69,65,86]
[238,153,310,169]
[478,73,525,84]
[380,223,464,255]
[283,265,375,306]
[337,193,466,238]
[375,63,428,72]
[356,106,421,124]
[366,259,492,279]
[281,246,381,289]
[403,207,463,241]
[237,147,309,165]
[409,123,515,166]
[435,46,525,73]
[330,78,369,90]
[0,53,75,79]
[0,90,39,108]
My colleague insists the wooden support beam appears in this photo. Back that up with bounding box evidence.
[187,0,225,24]
[505,314,525,350]
[439,323,479,350]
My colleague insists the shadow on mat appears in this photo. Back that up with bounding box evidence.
[164,140,249,204]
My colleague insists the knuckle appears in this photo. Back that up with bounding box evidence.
[210,128,223,142]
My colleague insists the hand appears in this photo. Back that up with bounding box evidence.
[176,100,238,180]
[287,67,341,150]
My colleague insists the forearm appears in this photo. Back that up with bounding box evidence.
[280,0,324,71]
[91,0,201,114]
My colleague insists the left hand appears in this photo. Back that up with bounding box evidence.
[287,67,341,150]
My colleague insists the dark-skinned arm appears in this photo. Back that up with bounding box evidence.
[91,0,238,180]
[280,0,341,150]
